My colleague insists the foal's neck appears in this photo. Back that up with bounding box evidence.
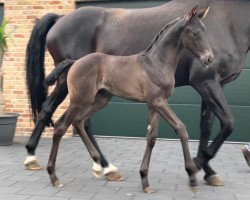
[145,23,184,71]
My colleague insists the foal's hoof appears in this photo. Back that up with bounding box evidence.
[190,186,198,193]
[25,160,43,171]
[205,174,224,186]
[105,171,124,181]
[93,170,103,179]
[53,180,64,187]
[143,187,155,193]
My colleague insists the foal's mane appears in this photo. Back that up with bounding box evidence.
[143,17,182,53]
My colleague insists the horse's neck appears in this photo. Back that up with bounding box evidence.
[147,28,183,72]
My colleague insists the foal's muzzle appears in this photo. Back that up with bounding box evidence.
[200,50,214,66]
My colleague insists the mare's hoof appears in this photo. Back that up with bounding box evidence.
[105,170,124,181]
[53,180,64,187]
[143,187,154,193]
[25,160,43,170]
[93,170,103,179]
[205,174,224,186]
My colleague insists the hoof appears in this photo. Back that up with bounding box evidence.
[105,170,124,181]
[93,170,103,179]
[143,187,154,193]
[25,160,43,170]
[205,174,224,186]
[53,180,64,187]
[190,186,198,193]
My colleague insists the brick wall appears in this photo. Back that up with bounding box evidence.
[1,0,75,137]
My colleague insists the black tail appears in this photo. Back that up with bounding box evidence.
[45,59,75,87]
[25,13,63,123]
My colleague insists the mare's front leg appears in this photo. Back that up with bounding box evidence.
[25,82,68,170]
[140,109,160,193]
[194,100,224,186]
[193,81,234,186]
[151,98,198,191]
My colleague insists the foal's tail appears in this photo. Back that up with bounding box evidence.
[25,13,63,123]
[45,59,75,87]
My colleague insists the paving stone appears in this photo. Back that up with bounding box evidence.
[0,136,249,200]
[0,194,30,200]
[27,197,69,200]
[91,193,134,200]
[55,190,95,199]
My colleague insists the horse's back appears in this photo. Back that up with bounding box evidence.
[46,7,107,62]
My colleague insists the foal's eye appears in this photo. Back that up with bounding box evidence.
[192,32,200,38]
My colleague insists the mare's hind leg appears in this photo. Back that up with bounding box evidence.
[193,82,233,186]
[151,98,198,191]
[25,82,68,170]
[25,83,112,175]
[140,109,160,193]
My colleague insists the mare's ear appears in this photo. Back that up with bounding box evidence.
[197,6,210,19]
[185,5,198,21]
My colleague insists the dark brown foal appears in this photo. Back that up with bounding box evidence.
[47,6,213,193]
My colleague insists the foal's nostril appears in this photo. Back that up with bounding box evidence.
[206,56,213,64]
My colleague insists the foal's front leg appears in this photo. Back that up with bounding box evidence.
[152,98,198,190]
[140,109,160,193]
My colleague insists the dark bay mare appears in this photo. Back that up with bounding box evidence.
[25,0,250,186]
[45,7,213,192]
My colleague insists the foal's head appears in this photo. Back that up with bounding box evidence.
[181,6,214,65]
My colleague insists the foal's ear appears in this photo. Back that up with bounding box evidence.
[197,6,210,19]
[185,5,198,21]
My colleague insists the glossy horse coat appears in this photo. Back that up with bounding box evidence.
[25,0,250,185]
[46,7,213,192]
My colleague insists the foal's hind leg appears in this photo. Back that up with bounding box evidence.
[25,84,112,175]
[140,109,160,193]
[76,92,123,181]
[151,98,198,191]
[47,108,76,187]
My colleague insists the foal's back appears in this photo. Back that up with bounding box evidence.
[67,52,149,102]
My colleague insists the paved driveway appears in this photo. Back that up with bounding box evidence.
[0,136,249,200]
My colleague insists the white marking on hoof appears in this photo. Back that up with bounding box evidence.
[24,156,43,170]
[92,162,103,178]
[92,162,102,172]
[104,163,118,175]
[24,156,37,165]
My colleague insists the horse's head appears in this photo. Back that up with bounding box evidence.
[181,5,214,66]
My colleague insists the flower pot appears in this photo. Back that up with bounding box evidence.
[0,113,19,146]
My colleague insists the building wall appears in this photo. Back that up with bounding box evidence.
[1,0,75,137]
